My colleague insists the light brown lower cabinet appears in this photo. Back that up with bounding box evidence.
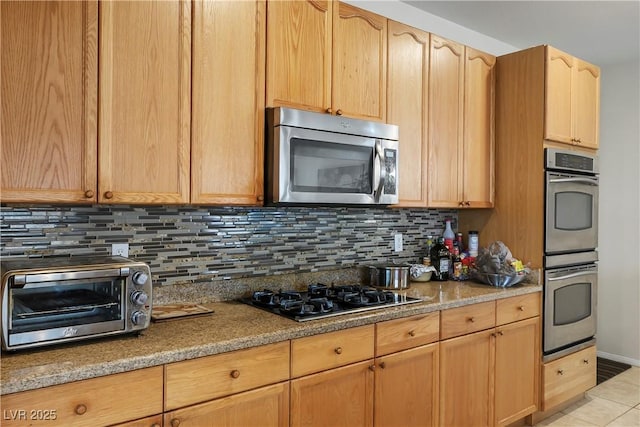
[0,366,163,427]
[291,360,375,427]
[541,345,596,411]
[374,342,439,427]
[163,381,289,427]
[440,293,540,427]
[111,414,163,427]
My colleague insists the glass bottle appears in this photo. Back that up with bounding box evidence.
[430,237,450,281]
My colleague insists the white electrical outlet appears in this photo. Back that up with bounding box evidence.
[112,243,129,258]
[394,234,403,252]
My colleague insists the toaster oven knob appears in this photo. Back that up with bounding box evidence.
[130,291,149,306]
[132,271,149,286]
[131,310,148,326]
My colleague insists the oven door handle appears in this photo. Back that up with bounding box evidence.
[548,177,599,186]
[12,268,126,287]
[373,140,386,203]
[548,271,596,281]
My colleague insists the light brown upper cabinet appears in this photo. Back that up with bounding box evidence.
[386,20,430,207]
[545,46,600,150]
[266,0,387,122]
[98,0,191,204]
[1,1,98,203]
[428,36,495,208]
[191,0,265,205]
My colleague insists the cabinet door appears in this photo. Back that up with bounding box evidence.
[291,360,374,427]
[440,329,494,427]
[428,35,464,207]
[573,59,600,149]
[191,0,265,205]
[266,0,332,113]
[164,382,289,427]
[463,48,495,208]
[494,317,539,426]
[332,2,387,121]
[545,46,573,145]
[1,1,97,203]
[99,0,190,204]
[374,343,439,427]
[387,20,429,207]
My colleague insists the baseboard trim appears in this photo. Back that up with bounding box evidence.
[596,350,640,367]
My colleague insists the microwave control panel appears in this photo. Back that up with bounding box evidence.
[383,148,397,195]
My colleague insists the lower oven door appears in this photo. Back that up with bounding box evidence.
[544,264,597,354]
[4,272,126,350]
[545,171,598,254]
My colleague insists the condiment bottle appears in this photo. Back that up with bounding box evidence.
[443,219,455,253]
[430,237,450,281]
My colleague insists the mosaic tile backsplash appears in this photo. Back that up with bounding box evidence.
[0,205,456,291]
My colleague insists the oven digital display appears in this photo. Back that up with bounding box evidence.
[555,152,594,172]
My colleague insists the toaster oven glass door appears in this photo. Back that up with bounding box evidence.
[8,277,125,345]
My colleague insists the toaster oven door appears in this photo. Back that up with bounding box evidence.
[3,269,126,350]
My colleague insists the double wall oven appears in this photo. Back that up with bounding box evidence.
[543,148,599,360]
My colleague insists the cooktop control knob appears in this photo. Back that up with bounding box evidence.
[131,310,148,326]
[130,291,148,306]
[132,271,149,287]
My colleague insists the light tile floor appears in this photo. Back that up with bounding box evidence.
[536,366,640,427]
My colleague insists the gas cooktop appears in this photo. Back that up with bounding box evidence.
[243,283,422,322]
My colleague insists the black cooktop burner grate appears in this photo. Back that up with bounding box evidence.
[244,283,421,322]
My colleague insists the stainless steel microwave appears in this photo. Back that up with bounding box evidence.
[266,107,399,205]
[1,256,152,351]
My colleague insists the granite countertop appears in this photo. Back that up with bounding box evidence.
[0,280,541,395]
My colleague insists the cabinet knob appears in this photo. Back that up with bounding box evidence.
[518,305,525,311]
[458,201,465,207]
[336,109,343,116]
[467,316,475,323]
[171,419,181,427]
[84,190,95,198]
[583,359,590,364]
[334,347,343,355]
[465,201,471,206]
[379,361,386,369]
[75,404,87,415]
[325,108,333,114]
[557,369,564,376]
[230,369,240,379]
[104,191,114,199]
[408,330,416,337]
[257,195,264,202]
[368,364,376,371]
[497,330,504,336]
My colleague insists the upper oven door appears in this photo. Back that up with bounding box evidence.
[269,125,398,205]
[545,171,599,254]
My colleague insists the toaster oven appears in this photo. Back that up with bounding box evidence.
[1,256,152,351]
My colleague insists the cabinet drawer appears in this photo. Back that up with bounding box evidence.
[496,292,541,326]
[542,345,597,410]
[376,311,439,356]
[291,325,374,378]
[0,366,163,427]
[440,301,496,340]
[112,414,163,427]
[165,341,290,411]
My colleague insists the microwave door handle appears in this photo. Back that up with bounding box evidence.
[374,140,386,202]
[548,271,596,281]
[549,177,599,186]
